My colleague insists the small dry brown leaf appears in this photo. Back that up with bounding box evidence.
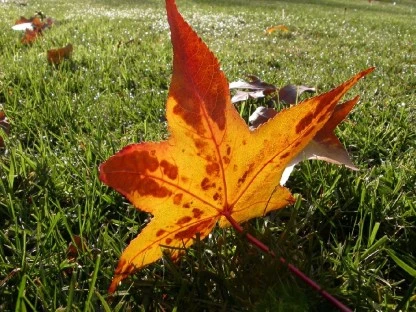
[230,75,315,104]
[266,25,289,34]
[47,44,73,65]
[66,235,88,262]
[15,14,55,44]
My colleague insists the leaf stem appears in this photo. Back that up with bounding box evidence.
[224,213,352,312]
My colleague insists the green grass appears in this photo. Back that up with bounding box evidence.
[0,0,415,310]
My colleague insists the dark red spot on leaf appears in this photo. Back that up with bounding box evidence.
[165,238,172,245]
[296,112,313,134]
[194,139,208,150]
[173,193,183,205]
[209,101,226,131]
[137,177,171,198]
[172,102,205,135]
[201,177,216,190]
[177,216,192,225]
[238,172,249,185]
[135,150,159,172]
[156,229,166,237]
[206,163,220,176]
[160,160,178,180]
[316,94,333,112]
[280,152,290,159]
[174,220,212,240]
[174,228,194,240]
[238,163,254,185]
[192,208,203,219]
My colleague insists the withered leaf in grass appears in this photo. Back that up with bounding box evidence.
[62,235,89,276]
[99,0,374,293]
[47,44,73,65]
[21,29,41,45]
[14,14,55,44]
[230,75,315,104]
[278,84,316,104]
[266,25,289,34]
[14,14,54,30]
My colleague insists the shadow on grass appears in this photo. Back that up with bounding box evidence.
[192,0,414,17]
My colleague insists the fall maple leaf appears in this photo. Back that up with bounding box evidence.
[99,0,374,293]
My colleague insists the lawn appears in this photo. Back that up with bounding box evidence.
[0,0,415,310]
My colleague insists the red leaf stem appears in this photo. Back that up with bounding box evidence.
[224,213,352,312]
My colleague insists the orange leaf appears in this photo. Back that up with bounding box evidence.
[266,25,289,34]
[249,97,362,185]
[47,44,73,65]
[21,29,41,45]
[15,14,54,44]
[30,17,44,30]
[15,16,32,25]
[99,0,374,293]
[14,14,53,30]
